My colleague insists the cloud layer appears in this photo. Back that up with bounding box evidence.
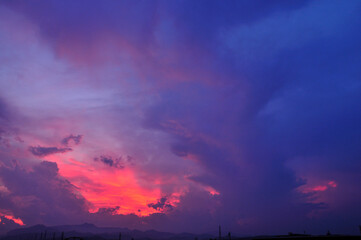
[0,0,361,236]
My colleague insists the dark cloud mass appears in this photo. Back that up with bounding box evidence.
[28,146,72,157]
[0,0,361,236]
[96,206,120,215]
[94,156,124,169]
[0,160,89,227]
[148,197,173,211]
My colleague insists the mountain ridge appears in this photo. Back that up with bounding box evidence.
[4,223,214,240]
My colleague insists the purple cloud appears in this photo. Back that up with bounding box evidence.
[28,146,72,157]
[94,156,124,169]
[61,134,83,146]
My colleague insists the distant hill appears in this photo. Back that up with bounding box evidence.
[6,223,130,235]
[3,223,214,240]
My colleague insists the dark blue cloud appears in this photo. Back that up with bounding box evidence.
[141,0,361,234]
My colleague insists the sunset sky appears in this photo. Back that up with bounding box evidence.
[0,0,361,236]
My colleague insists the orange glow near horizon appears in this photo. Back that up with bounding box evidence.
[81,169,162,216]
[43,154,180,216]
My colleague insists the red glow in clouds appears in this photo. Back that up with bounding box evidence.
[312,185,328,192]
[311,181,338,192]
[0,211,25,226]
[44,154,181,216]
[301,180,338,193]
[328,181,337,188]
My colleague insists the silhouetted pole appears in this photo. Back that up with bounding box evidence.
[359,225,361,235]
[219,225,221,240]
[228,232,231,240]
[44,231,47,240]
[61,232,64,240]
[119,233,121,240]
[52,232,55,240]
[40,232,43,240]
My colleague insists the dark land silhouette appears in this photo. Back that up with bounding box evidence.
[1,224,360,240]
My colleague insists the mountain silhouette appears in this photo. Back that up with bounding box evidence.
[3,223,214,240]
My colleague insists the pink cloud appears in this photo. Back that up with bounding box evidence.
[312,185,328,192]
[328,181,337,188]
